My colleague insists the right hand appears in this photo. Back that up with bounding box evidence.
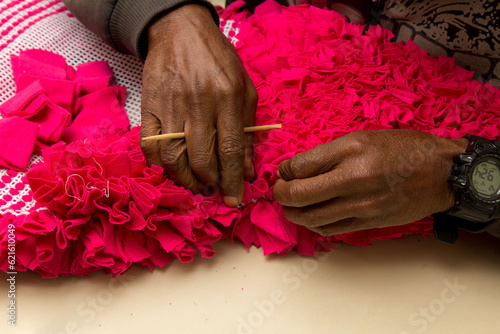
[140,4,258,207]
[273,130,468,236]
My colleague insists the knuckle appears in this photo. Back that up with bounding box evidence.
[358,197,384,217]
[155,72,182,96]
[286,154,308,177]
[343,160,380,188]
[344,131,367,153]
[219,78,243,98]
[161,149,182,171]
[191,86,211,104]
[171,85,185,99]
[354,165,377,183]
[190,157,212,173]
[220,138,244,158]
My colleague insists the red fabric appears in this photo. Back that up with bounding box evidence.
[1,1,499,277]
[29,101,71,143]
[0,116,39,171]
[0,49,130,169]
[16,76,78,113]
[74,61,113,95]
[0,80,46,118]
[0,80,71,143]
[219,1,499,252]
[11,49,68,84]
[9,128,229,276]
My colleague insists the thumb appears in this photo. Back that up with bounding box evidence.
[278,139,346,180]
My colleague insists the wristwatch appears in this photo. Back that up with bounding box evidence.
[434,135,500,244]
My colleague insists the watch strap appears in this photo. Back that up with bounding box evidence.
[433,212,492,244]
[433,212,458,244]
[434,134,500,243]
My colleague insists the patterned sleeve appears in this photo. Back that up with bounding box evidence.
[61,0,219,61]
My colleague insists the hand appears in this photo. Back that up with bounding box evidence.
[273,130,468,236]
[140,4,257,207]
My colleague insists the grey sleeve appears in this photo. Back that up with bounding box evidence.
[61,0,219,61]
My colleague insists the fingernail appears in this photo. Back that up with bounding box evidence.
[223,196,240,208]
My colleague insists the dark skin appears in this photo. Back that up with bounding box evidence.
[140,4,257,208]
[139,5,468,236]
[273,130,468,236]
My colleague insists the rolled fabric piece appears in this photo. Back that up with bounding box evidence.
[0,116,39,171]
[63,85,130,142]
[10,49,68,84]
[61,106,128,143]
[16,76,78,113]
[0,80,47,118]
[28,101,72,143]
[74,61,114,95]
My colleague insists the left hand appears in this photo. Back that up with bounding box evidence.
[273,130,468,236]
[140,4,257,207]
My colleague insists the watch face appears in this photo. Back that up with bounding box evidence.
[470,157,500,202]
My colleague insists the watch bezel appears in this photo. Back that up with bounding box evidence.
[468,154,500,204]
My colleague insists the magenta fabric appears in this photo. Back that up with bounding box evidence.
[2,80,72,143]
[29,101,72,143]
[1,1,499,277]
[13,128,231,276]
[10,49,68,84]
[0,49,130,167]
[0,116,39,171]
[74,61,113,95]
[62,85,130,142]
[16,76,78,113]
[0,80,46,118]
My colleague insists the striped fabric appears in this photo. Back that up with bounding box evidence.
[0,0,66,52]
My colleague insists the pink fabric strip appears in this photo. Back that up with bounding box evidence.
[0,116,39,171]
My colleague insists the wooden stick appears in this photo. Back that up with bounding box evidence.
[141,124,282,141]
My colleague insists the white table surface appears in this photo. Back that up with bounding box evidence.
[1,230,500,334]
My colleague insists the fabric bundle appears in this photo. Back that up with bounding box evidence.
[0,49,130,170]
[0,128,240,277]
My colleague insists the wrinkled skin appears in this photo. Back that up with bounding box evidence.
[140,4,258,207]
[273,130,468,236]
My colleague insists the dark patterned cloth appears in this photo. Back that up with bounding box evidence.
[226,0,500,86]
[381,0,500,87]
